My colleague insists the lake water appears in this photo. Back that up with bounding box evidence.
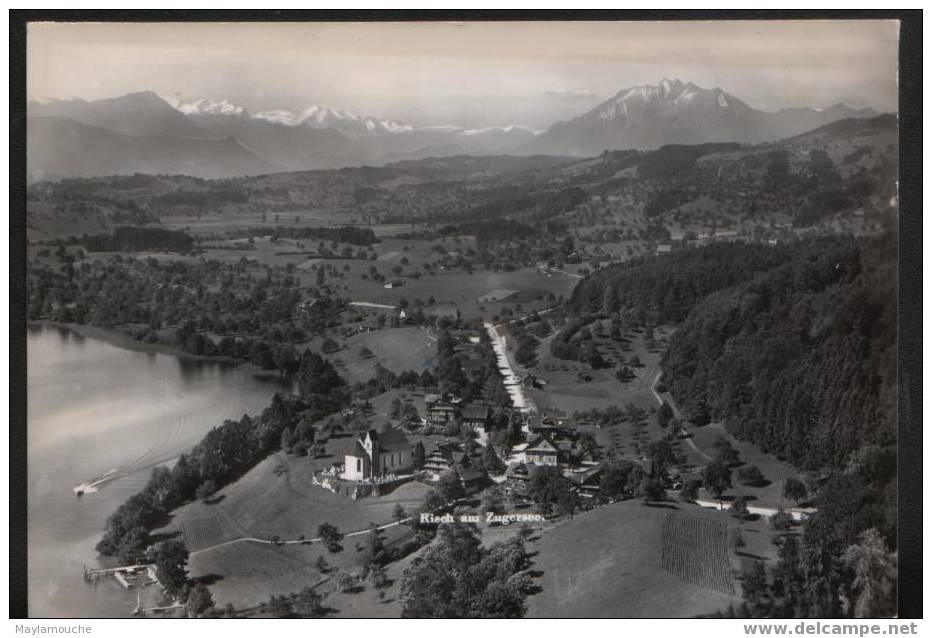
[26,324,294,618]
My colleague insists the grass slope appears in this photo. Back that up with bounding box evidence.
[526,500,739,618]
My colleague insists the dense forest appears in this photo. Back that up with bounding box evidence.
[662,233,896,471]
[223,225,381,246]
[81,226,195,253]
[566,233,897,618]
[568,241,795,323]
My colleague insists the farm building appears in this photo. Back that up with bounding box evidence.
[521,374,546,390]
[566,463,604,499]
[342,426,413,482]
[457,467,488,496]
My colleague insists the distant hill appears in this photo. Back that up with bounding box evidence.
[27,117,281,181]
[527,78,879,156]
[29,91,213,138]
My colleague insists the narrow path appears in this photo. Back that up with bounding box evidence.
[189,516,411,557]
[650,372,712,463]
[349,301,396,310]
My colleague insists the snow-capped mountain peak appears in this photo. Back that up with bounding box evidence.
[161,95,249,118]
[252,104,415,135]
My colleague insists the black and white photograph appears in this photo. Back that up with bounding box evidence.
[10,13,920,622]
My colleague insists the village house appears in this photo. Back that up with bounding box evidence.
[525,435,560,467]
[424,392,462,429]
[423,441,468,480]
[566,463,604,499]
[342,427,413,482]
[527,414,574,441]
[462,404,493,443]
[504,462,532,498]
[521,373,546,390]
[457,467,488,496]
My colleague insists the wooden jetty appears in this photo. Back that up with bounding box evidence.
[83,564,159,589]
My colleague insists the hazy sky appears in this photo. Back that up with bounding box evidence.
[27,20,899,129]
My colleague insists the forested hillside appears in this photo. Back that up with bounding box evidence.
[661,233,896,471]
[568,242,795,322]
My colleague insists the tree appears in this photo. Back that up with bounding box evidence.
[393,503,408,523]
[185,582,214,618]
[482,445,506,475]
[555,487,581,519]
[359,523,389,568]
[292,586,324,618]
[151,539,189,598]
[783,477,808,506]
[195,479,216,502]
[318,522,343,553]
[647,439,676,479]
[481,486,505,515]
[336,571,357,593]
[437,471,465,502]
[638,476,666,505]
[679,479,701,502]
[321,337,340,354]
[737,465,765,486]
[657,401,674,428]
[399,523,527,618]
[769,507,794,532]
[528,465,573,516]
[280,427,295,452]
[730,495,750,519]
[729,527,747,553]
[713,436,741,466]
[412,441,426,470]
[842,528,897,618]
[741,561,772,617]
[368,565,389,590]
[703,460,732,505]
[314,555,330,573]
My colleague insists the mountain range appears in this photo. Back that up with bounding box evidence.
[27,80,881,181]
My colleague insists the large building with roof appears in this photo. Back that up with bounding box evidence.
[343,427,413,481]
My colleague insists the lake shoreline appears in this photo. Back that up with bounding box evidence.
[28,320,269,373]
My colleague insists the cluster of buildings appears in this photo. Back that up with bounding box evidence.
[503,414,604,499]
[333,392,607,504]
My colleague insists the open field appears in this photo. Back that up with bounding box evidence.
[690,423,804,510]
[325,326,439,384]
[332,267,577,319]
[527,325,671,414]
[188,541,327,609]
[526,500,740,618]
[661,513,734,594]
[161,442,432,607]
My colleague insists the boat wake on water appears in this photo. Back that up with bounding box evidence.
[71,389,277,496]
